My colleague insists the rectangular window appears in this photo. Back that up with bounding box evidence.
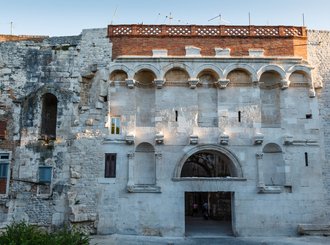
[39,166,52,183]
[105,153,116,178]
[0,121,6,139]
[0,153,9,194]
[111,117,121,134]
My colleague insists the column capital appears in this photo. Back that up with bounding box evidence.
[256,153,263,159]
[127,152,135,159]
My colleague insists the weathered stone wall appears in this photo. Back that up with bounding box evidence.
[0,26,329,238]
[308,30,330,215]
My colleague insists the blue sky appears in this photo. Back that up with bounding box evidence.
[0,0,329,36]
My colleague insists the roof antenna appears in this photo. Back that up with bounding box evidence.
[110,6,118,25]
[208,14,230,25]
[248,12,251,25]
[302,13,305,26]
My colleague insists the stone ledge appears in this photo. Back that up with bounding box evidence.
[127,185,161,193]
[172,177,247,182]
[298,224,330,236]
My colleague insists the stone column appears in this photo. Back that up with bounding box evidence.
[127,152,135,188]
[155,152,162,185]
[256,152,265,187]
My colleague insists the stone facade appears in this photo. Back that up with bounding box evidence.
[0,25,329,237]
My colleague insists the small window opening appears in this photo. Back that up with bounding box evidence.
[105,153,116,178]
[306,114,312,119]
[0,121,6,140]
[175,110,178,122]
[0,153,10,194]
[104,96,108,102]
[238,111,241,122]
[41,93,58,140]
[111,117,121,134]
[38,166,52,183]
[304,152,309,166]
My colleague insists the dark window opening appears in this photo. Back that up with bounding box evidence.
[39,166,52,183]
[41,93,58,140]
[104,96,108,102]
[0,121,6,140]
[175,110,178,122]
[305,152,309,166]
[0,153,9,194]
[105,153,116,178]
[306,114,312,119]
[238,111,241,122]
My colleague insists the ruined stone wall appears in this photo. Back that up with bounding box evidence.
[0,28,112,231]
[308,30,330,214]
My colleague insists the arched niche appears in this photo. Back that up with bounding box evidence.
[164,68,189,82]
[288,71,310,87]
[40,93,58,140]
[134,142,156,185]
[227,69,252,86]
[110,70,128,81]
[262,143,285,186]
[134,69,156,86]
[197,69,219,87]
[175,144,243,178]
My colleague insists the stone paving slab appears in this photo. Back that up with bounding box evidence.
[90,234,330,245]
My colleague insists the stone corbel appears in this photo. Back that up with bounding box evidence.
[253,133,264,145]
[252,80,259,87]
[215,79,230,89]
[154,79,165,89]
[189,135,198,145]
[219,133,229,145]
[283,135,293,145]
[309,87,316,98]
[125,134,135,145]
[125,79,135,89]
[281,79,290,90]
[155,133,164,144]
[188,79,199,89]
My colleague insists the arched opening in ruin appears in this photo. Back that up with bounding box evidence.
[259,71,282,128]
[164,68,189,82]
[196,69,219,127]
[40,93,58,140]
[110,70,128,81]
[227,69,252,85]
[180,148,239,236]
[134,142,156,185]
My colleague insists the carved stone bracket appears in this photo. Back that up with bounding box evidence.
[125,79,135,89]
[155,152,162,159]
[127,152,135,159]
[216,79,230,89]
[188,79,199,89]
[154,79,165,89]
[281,79,290,90]
[256,152,264,159]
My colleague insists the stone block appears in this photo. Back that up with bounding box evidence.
[185,46,201,57]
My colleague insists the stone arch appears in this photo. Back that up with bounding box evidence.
[162,63,193,79]
[133,64,160,80]
[257,64,286,81]
[174,144,243,178]
[108,64,132,78]
[224,64,257,81]
[134,68,157,86]
[194,64,223,79]
[164,67,190,82]
[287,65,312,86]
[109,70,128,81]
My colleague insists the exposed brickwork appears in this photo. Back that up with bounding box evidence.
[108,25,307,59]
[0,35,47,42]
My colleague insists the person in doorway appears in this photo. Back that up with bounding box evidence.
[192,203,198,216]
[202,201,209,220]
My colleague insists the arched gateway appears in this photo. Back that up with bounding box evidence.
[174,145,243,236]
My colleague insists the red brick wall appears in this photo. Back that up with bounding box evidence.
[108,25,307,59]
[110,36,307,59]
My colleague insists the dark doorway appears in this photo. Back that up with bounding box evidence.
[185,192,233,236]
